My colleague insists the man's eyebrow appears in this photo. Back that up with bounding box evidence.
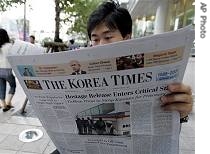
[103,30,115,35]
[91,33,98,37]
[91,30,116,37]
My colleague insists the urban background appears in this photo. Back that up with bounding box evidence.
[0,0,194,49]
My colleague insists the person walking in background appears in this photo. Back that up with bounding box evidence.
[68,39,78,50]
[29,35,35,44]
[87,117,94,134]
[0,28,16,112]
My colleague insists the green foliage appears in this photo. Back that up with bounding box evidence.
[0,0,25,12]
[62,0,102,40]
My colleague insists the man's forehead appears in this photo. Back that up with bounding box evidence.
[91,24,115,36]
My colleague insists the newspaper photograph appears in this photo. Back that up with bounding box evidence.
[8,26,194,154]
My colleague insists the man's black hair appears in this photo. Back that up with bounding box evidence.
[30,35,35,40]
[0,28,10,48]
[70,39,75,44]
[87,0,132,40]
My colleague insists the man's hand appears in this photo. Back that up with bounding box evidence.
[160,83,193,118]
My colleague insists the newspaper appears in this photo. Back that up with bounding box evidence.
[10,39,45,55]
[8,26,194,154]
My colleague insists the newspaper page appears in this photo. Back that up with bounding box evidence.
[8,26,194,154]
[10,39,45,55]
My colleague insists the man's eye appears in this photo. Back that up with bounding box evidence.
[92,38,99,42]
[104,36,113,40]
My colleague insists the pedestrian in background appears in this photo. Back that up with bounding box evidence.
[0,28,16,112]
[68,39,78,50]
[29,35,35,44]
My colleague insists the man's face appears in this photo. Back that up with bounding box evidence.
[90,23,130,46]
[71,61,81,72]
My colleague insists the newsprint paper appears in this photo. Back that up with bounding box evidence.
[8,26,194,154]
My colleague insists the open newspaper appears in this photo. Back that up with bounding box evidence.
[8,26,194,154]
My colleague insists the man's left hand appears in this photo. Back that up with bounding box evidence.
[160,83,193,118]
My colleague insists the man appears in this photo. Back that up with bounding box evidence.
[87,1,192,120]
[51,1,192,153]
[70,60,86,75]
[68,39,78,50]
[29,35,35,44]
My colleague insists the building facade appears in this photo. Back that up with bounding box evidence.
[127,0,195,38]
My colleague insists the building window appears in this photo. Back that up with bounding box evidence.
[167,0,194,31]
[133,15,155,38]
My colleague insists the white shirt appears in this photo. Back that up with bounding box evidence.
[0,40,45,69]
[0,43,13,68]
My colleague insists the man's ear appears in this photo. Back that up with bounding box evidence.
[123,34,131,40]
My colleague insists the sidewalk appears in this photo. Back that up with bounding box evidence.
[0,79,56,154]
[0,79,195,154]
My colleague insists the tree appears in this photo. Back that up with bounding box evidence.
[1,0,101,43]
[54,0,61,42]
[54,0,101,42]
[0,0,25,12]
[54,0,74,42]
[63,0,102,41]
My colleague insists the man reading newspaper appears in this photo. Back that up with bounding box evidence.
[51,1,193,154]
